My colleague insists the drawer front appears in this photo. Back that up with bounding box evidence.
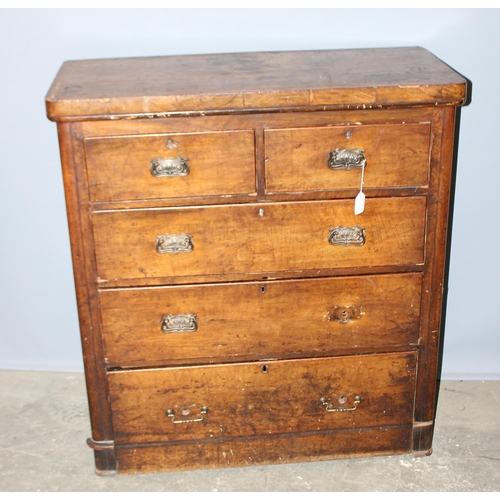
[108,352,417,444]
[100,273,422,366]
[92,197,426,281]
[84,131,256,202]
[265,123,430,193]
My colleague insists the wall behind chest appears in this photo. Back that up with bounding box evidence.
[0,8,497,378]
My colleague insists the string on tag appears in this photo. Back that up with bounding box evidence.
[354,163,365,215]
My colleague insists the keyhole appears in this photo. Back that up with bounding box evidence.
[261,285,266,294]
[166,138,180,149]
[262,365,269,374]
[181,408,190,416]
[341,310,349,319]
[346,130,352,140]
[338,396,347,404]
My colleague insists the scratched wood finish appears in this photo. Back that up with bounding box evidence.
[92,197,426,282]
[265,122,431,193]
[100,273,422,367]
[79,107,437,137]
[45,48,470,474]
[413,106,457,438]
[115,426,412,474]
[85,130,256,202]
[108,352,416,444]
[45,47,467,120]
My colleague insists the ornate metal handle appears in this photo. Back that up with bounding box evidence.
[166,406,208,424]
[150,156,190,177]
[161,314,198,333]
[320,396,361,412]
[328,226,365,246]
[328,148,366,171]
[156,233,194,254]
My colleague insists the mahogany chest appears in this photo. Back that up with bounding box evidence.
[46,47,469,475]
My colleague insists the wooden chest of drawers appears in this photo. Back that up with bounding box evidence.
[46,47,469,475]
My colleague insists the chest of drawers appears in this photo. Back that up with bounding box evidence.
[46,47,469,475]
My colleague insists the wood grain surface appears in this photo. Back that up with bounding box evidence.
[115,425,412,473]
[92,197,426,282]
[46,47,467,120]
[265,122,430,192]
[85,130,256,202]
[108,352,417,444]
[99,273,422,366]
[45,47,469,474]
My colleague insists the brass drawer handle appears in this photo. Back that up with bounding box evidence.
[161,314,198,333]
[328,148,366,171]
[156,233,194,254]
[328,226,365,246]
[166,406,208,424]
[150,156,190,177]
[320,396,361,412]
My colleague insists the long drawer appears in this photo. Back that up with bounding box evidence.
[92,197,426,282]
[84,130,256,202]
[108,352,417,445]
[100,273,422,366]
[265,122,431,193]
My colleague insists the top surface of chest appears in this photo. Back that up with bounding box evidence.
[46,47,468,120]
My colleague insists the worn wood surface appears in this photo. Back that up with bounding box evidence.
[77,108,436,211]
[56,123,115,451]
[46,47,467,120]
[265,122,430,192]
[92,197,426,282]
[46,47,469,474]
[108,352,416,444]
[414,106,458,432]
[100,273,422,367]
[85,130,256,202]
[95,264,425,289]
[79,107,436,138]
[115,425,413,474]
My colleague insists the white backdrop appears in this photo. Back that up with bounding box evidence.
[0,8,498,378]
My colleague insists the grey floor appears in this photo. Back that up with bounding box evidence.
[1,370,499,492]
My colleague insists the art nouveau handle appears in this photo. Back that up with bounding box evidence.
[328,226,365,246]
[320,396,361,412]
[156,233,194,254]
[150,156,190,177]
[328,148,366,171]
[166,406,208,424]
[161,314,198,334]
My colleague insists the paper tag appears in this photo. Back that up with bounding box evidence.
[354,190,365,215]
[354,163,365,215]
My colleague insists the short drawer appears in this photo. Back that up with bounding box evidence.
[92,197,426,282]
[265,122,430,193]
[84,131,256,202]
[100,273,422,366]
[108,352,417,444]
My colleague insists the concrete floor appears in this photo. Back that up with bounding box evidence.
[0,370,499,492]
